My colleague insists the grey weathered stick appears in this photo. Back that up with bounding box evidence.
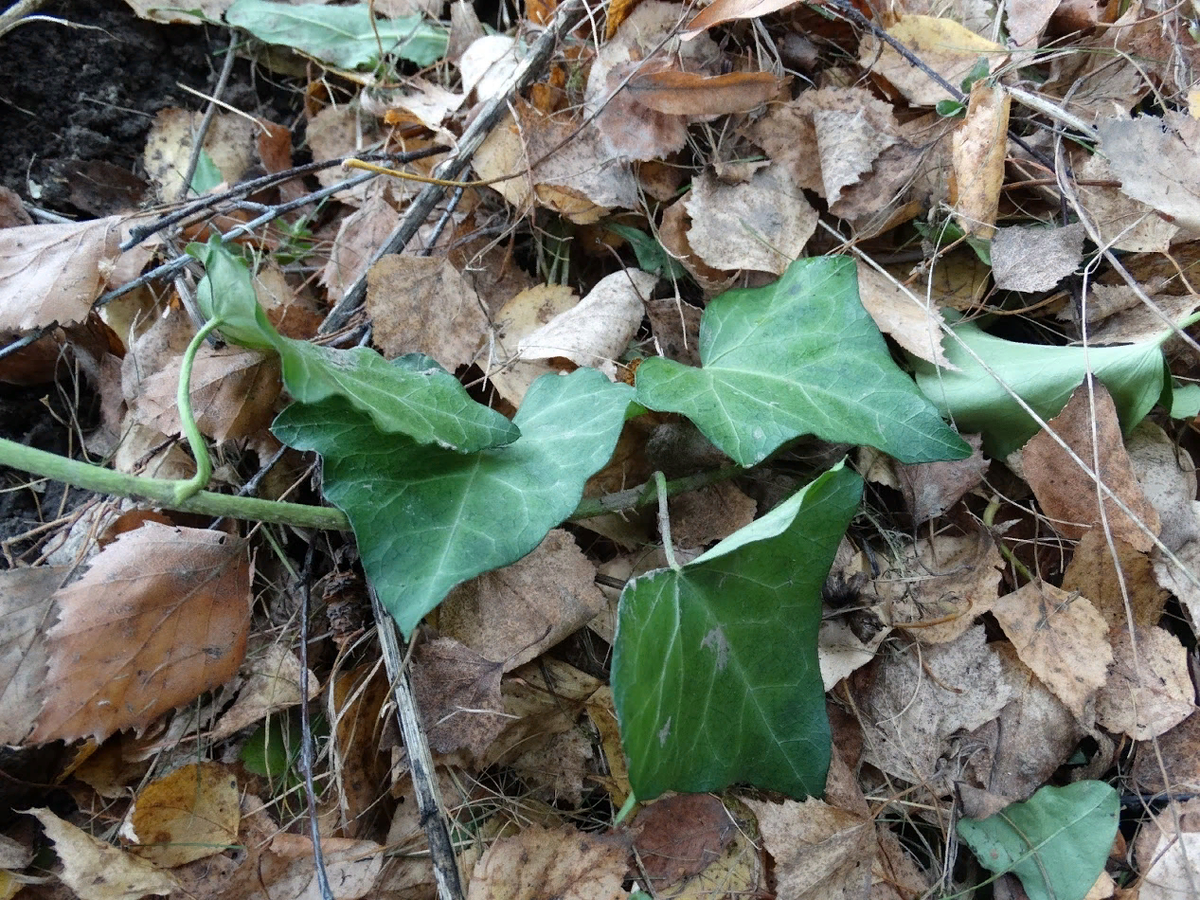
[370,587,465,900]
[319,0,588,335]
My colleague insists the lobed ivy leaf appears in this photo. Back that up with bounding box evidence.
[611,462,862,802]
[634,257,971,466]
[957,781,1119,900]
[226,0,449,69]
[188,237,518,453]
[272,369,633,637]
[912,318,1170,458]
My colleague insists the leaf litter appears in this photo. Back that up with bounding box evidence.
[2,0,1200,896]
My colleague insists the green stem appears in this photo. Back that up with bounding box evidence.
[983,492,1033,584]
[569,465,743,520]
[173,317,223,503]
[655,470,681,571]
[0,437,350,530]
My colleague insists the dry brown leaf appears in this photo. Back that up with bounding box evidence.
[855,262,953,369]
[485,283,577,405]
[1098,113,1200,233]
[28,807,177,900]
[684,164,817,274]
[1061,530,1168,632]
[367,255,489,370]
[210,643,319,740]
[990,581,1112,722]
[631,794,737,888]
[625,69,783,116]
[265,834,383,900]
[1022,380,1160,549]
[465,823,628,900]
[870,531,1002,644]
[307,104,382,198]
[518,268,655,376]
[1135,804,1200,900]
[129,344,281,443]
[1070,151,1178,252]
[320,181,405,298]
[873,825,932,900]
[668,481,757,547]
[1131,712,1200,793]
[1087,293,1200,345]
[991,223,1085,292]
[586,686,631,808]
[986,643,1087,800]
[330,663,393,837]
[657,193,736,296]
[1095,625,1193,740]
[809,89,901,204]
[681,0,802,36]
[142,108,258,201]
[483,659,601,769]
[743,797,874,900]
[31,523,250,744]
[646,297,702,367]
[859,16,1006,107]
[125,762,239,868]
[122,0,230,23]
[1005,0,1058,45]
[951,81,1010,240]
[894,434,987,524]
[438,529,605,671]
[408,636,506,759]
[856,625,1017,789]
[0,216,124,331]
[460,34,520,102]
[0,566,65,744]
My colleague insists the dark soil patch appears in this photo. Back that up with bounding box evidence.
[0,0,303,216]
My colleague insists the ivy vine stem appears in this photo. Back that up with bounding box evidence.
[173,316,224,503]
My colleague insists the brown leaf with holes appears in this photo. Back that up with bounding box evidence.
[1022,380,1160,550]
[990,581,1112,722]
[31,523,250,744]
[466,823,629,900]
[408,636,506,759]
[626,70,784,116]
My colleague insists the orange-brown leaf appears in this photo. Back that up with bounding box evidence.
[625,70,784,116]
[31,523,250,744]
[681,0,803,38]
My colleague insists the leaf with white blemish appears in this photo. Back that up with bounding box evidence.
[611,462,862,801]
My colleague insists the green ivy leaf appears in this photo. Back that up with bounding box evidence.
[189,238,517,452]
[957,781,1119,900]
[226,0,448,69]
[611,462,862,802]
[606,223,687,279]
[272,369,633,637]
[912,319,1169,457]
[634,257,970,466]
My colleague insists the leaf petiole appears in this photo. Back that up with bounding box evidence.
[173,317,224,504]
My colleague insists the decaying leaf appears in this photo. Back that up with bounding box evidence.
[855,262,953,369]
[1095,625,1193,740]
[895,433,988,524]
[126,762,240,868]
[466,823,628,900]
[1098,113,1200,233]
[991,223,1085,292]
[744,797,874,899]
[408,636,506,759]
[32,523,251,744]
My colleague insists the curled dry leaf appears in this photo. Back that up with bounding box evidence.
[31,523,251,744]
[518,268,656,377]
[895,433,988,524]
[625,69,784,116]
[951,81,1010,240]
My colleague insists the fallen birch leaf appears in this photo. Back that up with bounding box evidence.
[631,794,737,886]
[126,762,240,868]
[0,567,66,744]
[27,808,177,900]
[1071,151,1178,252]
[1098,113,1200,232]
[367,255,489,370]
[809,90,902,204]
[859,16,1006,107]
[855,262,953,369]
[744,797,874,900]
[408,636,506,759]
[466,824,628,900]
[265,834,383,900]
[32,523,251,744]
[990,582,1111,722]
[0,216,124,331]
[1062,531,1167,632]
[626,69,783,116]
[1095,625,1193,740]
[991,224,1085,292]
[143,108,257,201]
[1021,380,1160,550]
[951,81,1010,240]
[1006,0,1058,45]
[685,165,817,274]
[459,34,520,102]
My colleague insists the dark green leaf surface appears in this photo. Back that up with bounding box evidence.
[634,257,970,466]
[957,781,1118,900]
[272,369,633,637]
[278,343,519,452]
[611,463,862,801]
[226,0,448,69]
[913,319,1168,457]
